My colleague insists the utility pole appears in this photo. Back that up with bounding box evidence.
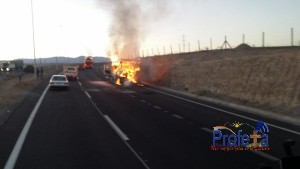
[291,27,294,46]
[188,42,190,53]
[30,0,37,78]
[198,40,200,51]
[210,38,212,50]
[178,44,181,53]
[56,56,58,71]
[221,36,232,50]
[243,34,245,44]
[183,35,185,52]
[262,32,265,47]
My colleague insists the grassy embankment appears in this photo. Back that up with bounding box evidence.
[141,47,300,118]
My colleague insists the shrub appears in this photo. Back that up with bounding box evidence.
[23,65,34,73]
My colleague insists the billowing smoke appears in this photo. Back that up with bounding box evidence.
[98,0,168,59]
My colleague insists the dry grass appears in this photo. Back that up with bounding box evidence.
[0,74,37,109]
[0,64,61,109]
[0,73,39,125]
[142,47,300,118]
[0,64,62,125]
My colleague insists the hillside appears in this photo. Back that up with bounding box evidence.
[140,46,300,116]
[20,56,110,64]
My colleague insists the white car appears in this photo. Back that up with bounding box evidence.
[63,66,78,80]
[49,75,69,90]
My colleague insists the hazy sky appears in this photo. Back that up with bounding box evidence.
[0,0,299,60]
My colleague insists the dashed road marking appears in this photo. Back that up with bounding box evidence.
[85,91,91,99]
[85,89,100,92]
[172,114,184,120]
[201,127,213,134]
[85,89,151,169]
[145,87,300,136]
[119,90,136,94]
[250,150,279,161]
[104,115,129,141]
[200,127,279,161]
[140,100,146,103]
[153,106,161,110]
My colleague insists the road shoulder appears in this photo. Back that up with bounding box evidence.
[143,82,300,126]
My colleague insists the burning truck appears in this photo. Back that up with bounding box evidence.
[103,56,142,86]
[84,56,93,69]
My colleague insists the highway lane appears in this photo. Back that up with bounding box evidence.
[131,86,300,158]
[0,77,48,169]
[79,68,300,169]
[1,76,147,169]
[0,67,299,169]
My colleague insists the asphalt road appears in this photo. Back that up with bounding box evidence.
[0,67,299,169]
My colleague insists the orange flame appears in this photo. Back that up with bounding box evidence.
[110,55,140,85]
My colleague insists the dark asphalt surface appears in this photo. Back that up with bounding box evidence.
[0,66,299,169]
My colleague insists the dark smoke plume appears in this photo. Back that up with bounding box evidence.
[98,0,168,59]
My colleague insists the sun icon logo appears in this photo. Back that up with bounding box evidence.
[231,121,243,128]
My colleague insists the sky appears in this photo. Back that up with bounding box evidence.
[0,0,299,60]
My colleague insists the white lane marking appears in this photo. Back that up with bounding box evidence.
[78,82,82,86]
[86,95,151,169]
[4,85,49,169]
[130,95,136,98]
[172,114,184,120]
[153,106,161,110]
[120,90,136,94]
[85,91,91,99]
[122,140,151,169]
[266,123,300,135]
[201,127,213,134]
[164,110,169,113]
[85,89,100,92]
[145,87,300,136]
[104,115,129,141]
[140,100,146,103]
[200,128,279,161]
[250,150,279,162]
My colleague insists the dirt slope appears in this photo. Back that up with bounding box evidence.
[141,47,300,116]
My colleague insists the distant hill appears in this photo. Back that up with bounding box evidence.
[21,56,110,64]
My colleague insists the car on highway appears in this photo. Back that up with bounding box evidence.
[63,65,78,81]
[49,75,69,90]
